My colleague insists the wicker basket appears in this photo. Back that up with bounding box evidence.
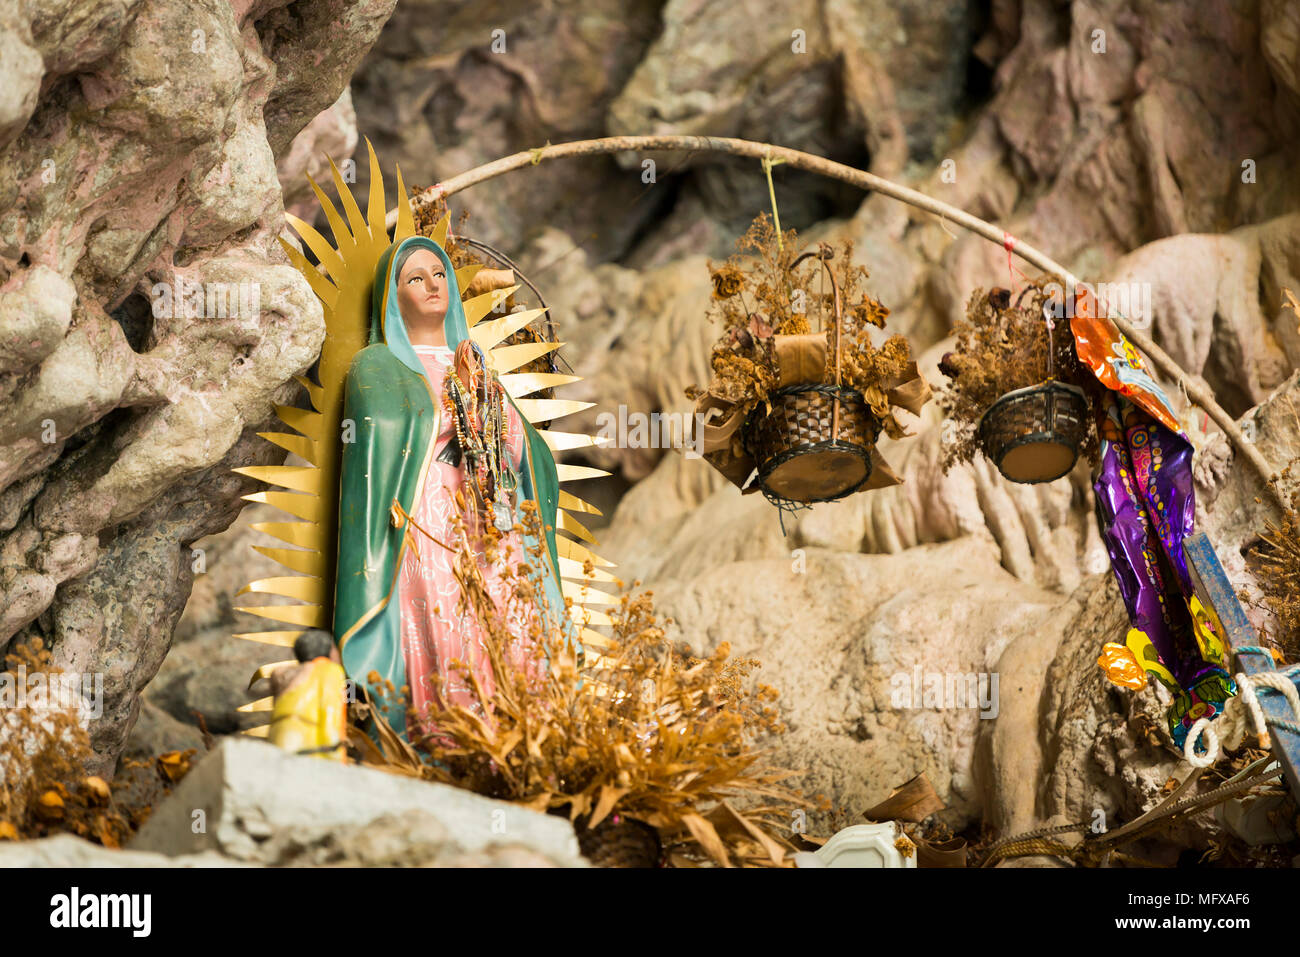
[573,813,663,868]
[745,384,880,504]
[977,380,1089,484]
[741,251,881,506]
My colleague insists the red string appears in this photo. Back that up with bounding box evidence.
[1002,231,1031,293]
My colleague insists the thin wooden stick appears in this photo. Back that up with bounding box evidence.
[384,134,1281,505]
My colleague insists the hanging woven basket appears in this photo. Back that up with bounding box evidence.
[744,383,880,503]
[741,251,881,506]
[977,380,1089,484]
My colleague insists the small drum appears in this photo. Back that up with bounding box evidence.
[978,380,1089,483]
[744,383,880,504]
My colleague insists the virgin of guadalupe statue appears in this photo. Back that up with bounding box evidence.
[332,235,572,742]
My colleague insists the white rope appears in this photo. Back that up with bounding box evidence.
[1184,670,1300,767]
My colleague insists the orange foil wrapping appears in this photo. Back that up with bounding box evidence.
[1097,642,1148,691]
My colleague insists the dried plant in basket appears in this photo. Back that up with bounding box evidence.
[939,280,1101,482]
[350,504,815,867]
[689,214,930,506]
[696,216,912,422]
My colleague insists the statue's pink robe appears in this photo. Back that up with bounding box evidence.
[398,344,539,743]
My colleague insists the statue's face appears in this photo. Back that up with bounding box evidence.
[396,248,449,331]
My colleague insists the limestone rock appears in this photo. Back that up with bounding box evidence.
[0,0,400,775]
[120,699,207,761]
[651,535,1064,832]
[129,737,586,866]
[0,834,241,868]
[278,89,359,222]
[350,0,665,261]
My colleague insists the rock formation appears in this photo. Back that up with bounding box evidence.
[0,0,397,774]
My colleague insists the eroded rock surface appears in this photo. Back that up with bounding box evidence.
[0,0,397,773]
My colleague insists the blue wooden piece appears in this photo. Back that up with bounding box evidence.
[1184,532,1300,800]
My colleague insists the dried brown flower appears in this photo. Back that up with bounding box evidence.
[689,215,914,434]
[0,640,163,848]
[1246,411,1300,662]
[711,264,745,299]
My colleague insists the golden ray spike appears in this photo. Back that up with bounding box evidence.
[233,630,305,648]
[470,307,547,350]
[243,151,397,649]
[500,372,583,398]
[278,237,339,311]
[272,405,322,440]
[251,546,322,577]
[234,465,320,494]
[455,263,483,291]
[243,489,325,523]
[238,696,275,713]
[464,285,520,328]
[236,603,327,628]
[237,576,326,604]
[539,430,604,452]
[247,661,295,689]
[255,431,317,464]
[327,155,369,245]
[515,398,595,423]
[556,537,615,567]
[242,724,271,738]
[558,509,598,544]
[295,375,325,411]
[557,556,618,583]
[365,139,388,247]
[284,212,345,279]
[306,173,356,257]
[562,582,621,605]
[579,628,615,650]
[572,607,616,628]
[555,463,610,482]
[489,340,563,374]
[431,211,449,247]
[558,490,602,516]
[393,164,415,241]
[250,521,322,549]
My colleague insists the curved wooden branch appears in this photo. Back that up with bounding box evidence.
[386,134,1281,505]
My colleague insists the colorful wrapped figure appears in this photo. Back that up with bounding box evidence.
[1073,290,1234,747]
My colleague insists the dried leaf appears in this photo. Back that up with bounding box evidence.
[357,503,809,867]
[588,785,630,830]
[681,812,731,868]
[864,772,945,824]
[156,749,196,783]
[718,799,789,866]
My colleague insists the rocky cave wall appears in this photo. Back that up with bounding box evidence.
[0,0,396,773]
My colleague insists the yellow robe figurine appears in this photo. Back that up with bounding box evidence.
[268,633,348,761]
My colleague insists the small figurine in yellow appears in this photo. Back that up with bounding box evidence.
[267,633,348,761]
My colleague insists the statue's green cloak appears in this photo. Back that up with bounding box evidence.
[333,236,569,739]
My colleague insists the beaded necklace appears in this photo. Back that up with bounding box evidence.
[443,343,516,531]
